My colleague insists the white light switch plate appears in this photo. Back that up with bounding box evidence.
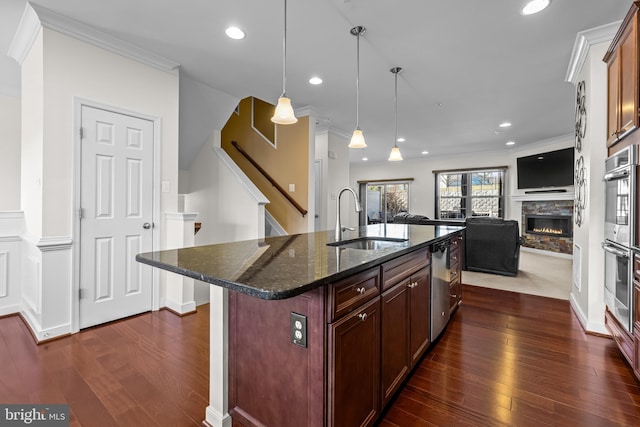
[162,181,170,193]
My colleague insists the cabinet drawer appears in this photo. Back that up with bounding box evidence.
[450,235,462,253]
[449,277,461,310]
[329,267,380,322]
[381,248,429,292]
[605,307,634,365]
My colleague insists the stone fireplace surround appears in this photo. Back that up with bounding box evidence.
[519,199,574,255]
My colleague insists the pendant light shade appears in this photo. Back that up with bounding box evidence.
[349,26,367,148]
[388,67,403,161]
[273,97,297,124]
[271,0,297,124]
[388,146,403,161]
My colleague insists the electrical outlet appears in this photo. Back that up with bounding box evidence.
[290,312,307,348]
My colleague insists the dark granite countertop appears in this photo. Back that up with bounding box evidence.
[136,223,464,300]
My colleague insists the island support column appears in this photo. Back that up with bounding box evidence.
[164,212,198,315]
[205,285,231,427]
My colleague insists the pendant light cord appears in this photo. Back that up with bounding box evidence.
[394,70,398,147]
[355,30,360,129]
[282,0,287,97]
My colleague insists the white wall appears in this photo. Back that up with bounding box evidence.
[327,131,351,230]
[15,21,180,340]
[184,132,268,246]
[183,131,269,306]
[348,136,574,226]
[0,212,23,315]
[571,40,609,334]
[42,28,180,237]
[0,94,21,211]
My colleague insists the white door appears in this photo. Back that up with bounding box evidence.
[79,105,154,329]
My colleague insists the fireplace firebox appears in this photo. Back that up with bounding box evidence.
[525,214,572,237]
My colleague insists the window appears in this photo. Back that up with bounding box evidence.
[435,168,505,219]
[358,180,411,225]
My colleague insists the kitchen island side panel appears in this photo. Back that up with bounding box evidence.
[229,287,326,427]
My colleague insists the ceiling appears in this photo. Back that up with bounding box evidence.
[0,0,631,167]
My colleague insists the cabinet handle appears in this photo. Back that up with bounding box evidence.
[355,287,366,295]
[451,294,457,298]
[358,313,368,321]
[407,282,417,288]
[451,256,457,261]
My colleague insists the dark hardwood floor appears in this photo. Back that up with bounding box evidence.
[0,306,210,426]
[1,285,639,426]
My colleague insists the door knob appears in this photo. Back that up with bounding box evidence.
[143,222,151,229]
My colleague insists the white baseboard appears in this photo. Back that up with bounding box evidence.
[0,304,21,317]
[570,292,609,335]
[165,298,196,315]
[205,406,232,427]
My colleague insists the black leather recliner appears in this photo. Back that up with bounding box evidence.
[392,213,523,276]
[464,217,523,277]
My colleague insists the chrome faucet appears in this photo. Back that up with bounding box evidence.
[335,186,362,241]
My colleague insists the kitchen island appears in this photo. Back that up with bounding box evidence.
[136,223,464,427]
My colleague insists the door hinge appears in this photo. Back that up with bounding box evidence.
[78,208,85,219]
[79,127,85,139]
[79,288,85,299]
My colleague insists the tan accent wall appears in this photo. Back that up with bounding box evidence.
[222,97,309,234]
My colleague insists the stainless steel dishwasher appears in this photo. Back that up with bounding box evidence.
[431,240,451,340]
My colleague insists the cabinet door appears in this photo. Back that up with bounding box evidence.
[381,280,410,407]
[409,267,431,366]
[607,49,621,146]
[328,297,380,427]
[619,18,638,138]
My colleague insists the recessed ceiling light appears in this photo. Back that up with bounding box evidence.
[422,151,429,155]
[362,157,368,161]
[522,0,550,15]
[309,76,323,85]
[499,122,512,128]
[225,27,245,40]
[397,137,405,142]
[506,141,516,146]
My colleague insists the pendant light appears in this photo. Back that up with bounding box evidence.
[349,26,367,148]
[271,0,297,124]
[388,67,403,161]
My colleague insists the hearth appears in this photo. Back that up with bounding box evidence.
[525,214,572,238]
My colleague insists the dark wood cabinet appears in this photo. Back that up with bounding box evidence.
[381,278,410,407]
[409,267,431,365]
[634,255,640,380]
[380,265,431,406]
[328,297,380,427]
[227,235,462,427]
[449,235,463,312]
[605,2,640,154]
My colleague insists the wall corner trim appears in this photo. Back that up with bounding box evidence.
[565,20,621,85]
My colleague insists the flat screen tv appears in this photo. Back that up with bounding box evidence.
[516,147,575,190]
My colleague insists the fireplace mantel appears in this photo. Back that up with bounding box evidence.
[511,190,575,202]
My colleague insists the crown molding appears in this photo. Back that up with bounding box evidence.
[8,3,179,72]
[565,21,621,84]
[7,3,40,65]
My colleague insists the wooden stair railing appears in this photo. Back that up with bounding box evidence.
[231,141,308,217]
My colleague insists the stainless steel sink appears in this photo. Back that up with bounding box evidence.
[327,237,408,250]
